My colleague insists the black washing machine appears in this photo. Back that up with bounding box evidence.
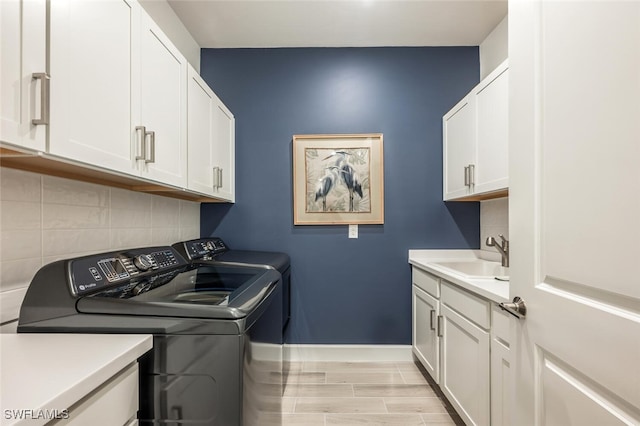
[18,246,282,426]
[172,238,291,337]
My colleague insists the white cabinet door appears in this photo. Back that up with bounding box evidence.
[490,338,510,426]
[57,363,138,426]
[443,96,475,200]
[490,306,511,426]
[138,12,187,187]
[0,0,46,151]
[211,96,235,202]
[186,65,235,201]
[48,0,139,174]
[412,285,439,383]
[440,304,490,426]
[187,66,216,196]
[510,1,640,424]
[474,62,508,195]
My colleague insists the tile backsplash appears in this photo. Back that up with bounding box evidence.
[480,197,509,253]
[0,167,200,326]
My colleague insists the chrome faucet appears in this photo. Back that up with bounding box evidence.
[486,235,509,267]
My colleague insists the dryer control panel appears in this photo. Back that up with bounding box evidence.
[68,247,188,296]
[176,238,229,261]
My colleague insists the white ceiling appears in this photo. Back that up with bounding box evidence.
[167,0,508,49]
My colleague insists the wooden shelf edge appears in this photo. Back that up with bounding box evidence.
[0,147,228,204]
[446,189,509,202]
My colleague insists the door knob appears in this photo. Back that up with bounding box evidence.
[499,296,527,319]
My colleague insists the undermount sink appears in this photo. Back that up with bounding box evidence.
[434,260,508,280]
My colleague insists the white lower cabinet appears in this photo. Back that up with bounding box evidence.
[440,304,490,426]
[490,306,511,426]
[412,266,511,426]
[412,285,440,382]
[57,363,139,426]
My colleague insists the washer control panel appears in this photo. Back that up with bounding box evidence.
[68,247,187,296]
[179,238,228,260]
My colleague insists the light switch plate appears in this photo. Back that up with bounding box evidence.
[348,224,358,239]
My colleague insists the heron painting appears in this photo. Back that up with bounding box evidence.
[308,149,370,213]
[293,134,384,225]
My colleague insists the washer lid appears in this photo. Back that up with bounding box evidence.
[76,265,280,320]
[215,250,290,273]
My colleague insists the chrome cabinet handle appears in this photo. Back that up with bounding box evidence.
[212,167,223,189]
[213,166,220,188]
[469,164,475,186]
[145,130,155,163]
[437,315,443,337]
[464,166,469,186]
[430,310,436,331]
[135,126,147,161]
[31,72,50,125]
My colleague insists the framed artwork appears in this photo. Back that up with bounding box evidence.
[293,133,384,225]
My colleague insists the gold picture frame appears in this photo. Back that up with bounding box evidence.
[293,134,384,225]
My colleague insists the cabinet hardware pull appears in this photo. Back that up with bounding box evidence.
[145,131,155,164]
[464,166,469,186]
[218,168,223,188]
[430,310,436,331]
[31,73,50,125]
[213,166,220,188]
[135,126,147,161]
[469,164,475,186]
[437,315,443,337]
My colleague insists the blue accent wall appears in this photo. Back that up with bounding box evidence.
[200,47,480,344]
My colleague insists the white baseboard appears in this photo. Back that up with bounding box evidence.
[284,344,413,362]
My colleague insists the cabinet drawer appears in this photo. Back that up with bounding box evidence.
[412,267,439,297]
[57,363,138,426]
[492,305,511,345]
[441,281,490,329]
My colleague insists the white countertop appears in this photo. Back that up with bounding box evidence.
[408,249,510,303]
[0,334,152,426]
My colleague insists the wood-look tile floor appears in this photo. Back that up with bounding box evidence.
[281,361,465,426]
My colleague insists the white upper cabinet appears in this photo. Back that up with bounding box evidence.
[187,66,235,202]
[0,0,233,202]
[443,96,476,200]
[0,0,47,151]
[187,66,216,196]
[186,66,235,202]
[443,60,509,201]
[474,64,509,194]
[138,12,187,188]
[211,96,235,202]
[48,0,139,175]
[47,0,187,188]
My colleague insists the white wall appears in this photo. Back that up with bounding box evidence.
[480,198,509,254]
[0,167,200,330]
[139,0,201,72]
[480,15,508,79]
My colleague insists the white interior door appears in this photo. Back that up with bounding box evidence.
[509,1,640,424]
